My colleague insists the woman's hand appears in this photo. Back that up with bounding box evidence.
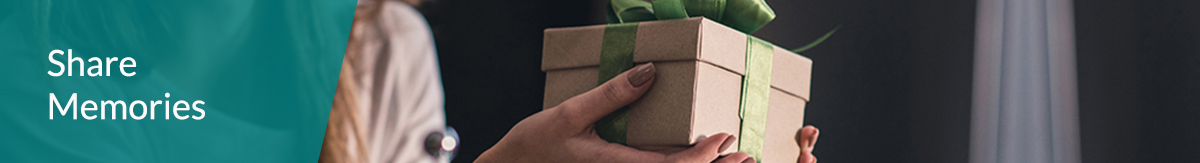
[796,126,820,163]
[476,63,754,163]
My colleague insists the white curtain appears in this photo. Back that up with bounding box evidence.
[971,0,1079,163]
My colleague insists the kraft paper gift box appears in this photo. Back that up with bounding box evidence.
[541,17,812,163]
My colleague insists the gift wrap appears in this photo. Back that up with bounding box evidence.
[541,17,812,163]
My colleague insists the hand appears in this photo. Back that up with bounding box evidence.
[476,63,754,163]
[796,126,820,163]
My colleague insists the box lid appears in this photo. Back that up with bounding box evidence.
[542,17,812,100]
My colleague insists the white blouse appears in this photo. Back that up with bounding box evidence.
[348,1,448,163]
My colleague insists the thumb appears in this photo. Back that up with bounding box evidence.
[553,62,656,128]
[713,152,754,163]
[666,133,737,162]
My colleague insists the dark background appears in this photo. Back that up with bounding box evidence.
[414,0,1200,162]
[1075,0,1200,162]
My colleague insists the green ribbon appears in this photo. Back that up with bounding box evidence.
[739,36,774,162]
[607,0,776,33]
[595,23,640,144]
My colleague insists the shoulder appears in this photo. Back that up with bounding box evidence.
[376,1,432,41]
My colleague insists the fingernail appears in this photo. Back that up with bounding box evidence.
[809,127,820,148]
[719,135,737,152]
[627,62,656,87]
[742,157,756,163]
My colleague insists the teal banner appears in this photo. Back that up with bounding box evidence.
[0,0,354,162]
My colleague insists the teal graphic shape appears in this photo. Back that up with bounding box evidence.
[0,0,354,162]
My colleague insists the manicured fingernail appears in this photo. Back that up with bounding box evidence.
[809,127,820,148]
[627,62,656,87]
[719,135,737,152]
[742,157,756,163]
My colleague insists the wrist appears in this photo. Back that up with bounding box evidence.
[474,149,502,163]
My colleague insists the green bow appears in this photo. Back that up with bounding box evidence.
[606,0,776,34]
[606,0,836,53]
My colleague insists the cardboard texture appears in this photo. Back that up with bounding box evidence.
[542,17,811,163]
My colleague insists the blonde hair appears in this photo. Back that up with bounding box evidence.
[320,1,426,162]
[320,60,368,163]
[319,2,379,163]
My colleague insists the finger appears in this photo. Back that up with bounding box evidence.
[665,133,735,162]
[555,62,656,127]
[584,138,668,163]
[630,145,689,154]
[799,153,816,163]
[713,152,754,163]
[796,126,819,151]
[796,126,819,163]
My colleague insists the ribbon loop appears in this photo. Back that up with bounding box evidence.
[721,0,774,34]
[682,0,727,22]
[651,0,689,20]
[607,0,775,33]
[607,0,657,23]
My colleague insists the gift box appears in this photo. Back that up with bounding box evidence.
[540,17,812,163]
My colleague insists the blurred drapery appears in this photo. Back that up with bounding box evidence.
[971,0,1079,163]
